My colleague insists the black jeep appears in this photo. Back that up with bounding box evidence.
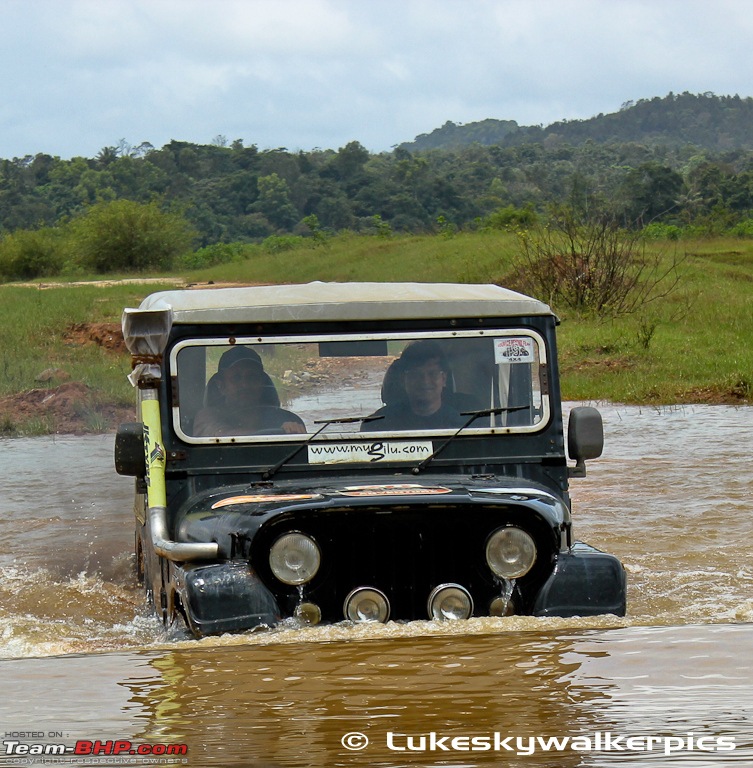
[115,282,626,637]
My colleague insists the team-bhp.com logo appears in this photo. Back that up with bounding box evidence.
[4,739,188,758]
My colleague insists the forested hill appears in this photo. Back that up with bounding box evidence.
[5,90,753,265]
[400,93,753,152]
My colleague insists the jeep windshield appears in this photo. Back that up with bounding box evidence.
[171,330,549,444]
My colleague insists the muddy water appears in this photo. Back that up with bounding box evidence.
[1,405,753,766]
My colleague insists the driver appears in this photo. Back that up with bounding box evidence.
[193,346,305,436]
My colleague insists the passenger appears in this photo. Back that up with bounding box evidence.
[193,346,305,436]
[361,340,468,431]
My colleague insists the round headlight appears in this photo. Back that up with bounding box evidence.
[428,584,474,621]
[294,602,322,625]
[489,595,516,617]
[269,532,320,585]
[485,527,537,579]
[343,587,390,623]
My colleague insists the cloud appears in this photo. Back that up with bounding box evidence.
[1,0,753,158]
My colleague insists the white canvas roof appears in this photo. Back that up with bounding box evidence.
[135,281,553,325]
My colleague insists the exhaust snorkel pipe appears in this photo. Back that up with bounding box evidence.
[122,304,218,562]
[141,388,219,562]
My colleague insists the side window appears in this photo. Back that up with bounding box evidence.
[175,345,207,433]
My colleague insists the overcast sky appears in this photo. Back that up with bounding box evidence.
[2,0,752,159]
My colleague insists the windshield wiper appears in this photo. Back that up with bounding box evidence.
[261,415,384,480]
[411,405,530,474]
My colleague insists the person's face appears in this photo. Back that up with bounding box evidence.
[403,359,446,415]
[219,360,265,405]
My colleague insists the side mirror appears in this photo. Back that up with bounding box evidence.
[115,422,146,477]
[567,407,603,478]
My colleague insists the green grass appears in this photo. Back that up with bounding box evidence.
[182,231,519,286]
[1,232,752,434]
[0,282,177,402]
[555,237,753,402]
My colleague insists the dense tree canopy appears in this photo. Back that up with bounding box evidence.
[399,93,753,153]
[3,92,753,251]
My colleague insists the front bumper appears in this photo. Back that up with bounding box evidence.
[533,542,627,617]
[177,562,280,636]
[172,491,626,635]
[175,539,626,637]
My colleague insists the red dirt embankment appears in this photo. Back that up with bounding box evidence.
[0,323,133,435]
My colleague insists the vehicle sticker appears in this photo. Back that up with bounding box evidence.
[337,483,452,497]
[211,493,323,509]
[494,337,535,364]
[308,440,433,464]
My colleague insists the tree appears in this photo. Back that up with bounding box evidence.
[96,145,119,167]
[71,199,196,273]
[313,194,355,230]
[251,173,299,229]
[617,162,683,224]
[323,141,370,185]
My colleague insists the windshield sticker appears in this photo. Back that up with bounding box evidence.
[211,493,323,509]
[494,337,535,364]
[337,483,452,497]
[308,440,433,464]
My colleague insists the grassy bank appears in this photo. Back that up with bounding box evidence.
[557,238,753,403]
[0,281,180,434]
[1,231,752,434]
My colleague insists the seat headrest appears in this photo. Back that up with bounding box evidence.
[380,359,407,406]
[204,372,281,408]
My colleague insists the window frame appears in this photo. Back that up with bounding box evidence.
[169,328,551,445]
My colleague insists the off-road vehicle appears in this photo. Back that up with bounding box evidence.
[115,282,626,637]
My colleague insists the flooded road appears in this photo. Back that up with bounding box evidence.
[1,405,753,766]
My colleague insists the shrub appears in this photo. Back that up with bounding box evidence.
[70,199,196,273]
[175,242,250,269]
[0,228,64,280]
[262,235,305,253]
[730,219,753,238]
[512,207,684,317]
[642,222,683,240]
[483,204,538,232]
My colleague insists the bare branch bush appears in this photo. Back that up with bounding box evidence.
[511,208,685,318]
